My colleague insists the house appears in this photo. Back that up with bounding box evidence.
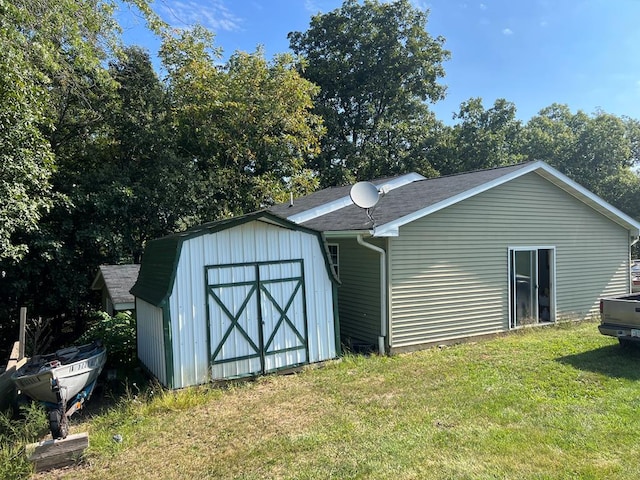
[269,161,640,354]
[91,264,140,316]
[130,211,339,389]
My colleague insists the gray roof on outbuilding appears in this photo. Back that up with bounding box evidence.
[268,161,640,237]
[91,264,140,306]
[269,163,533,232]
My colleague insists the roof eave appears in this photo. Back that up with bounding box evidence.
[372,161,640,237]
[323,229,375,239]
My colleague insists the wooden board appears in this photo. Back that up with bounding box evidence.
[0,342,26,411]
[27,432,89,472]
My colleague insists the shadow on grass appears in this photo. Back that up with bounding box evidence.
[556,343,640,380]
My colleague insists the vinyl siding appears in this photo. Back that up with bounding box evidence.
[332,237,383,347]
[389,171,630,349]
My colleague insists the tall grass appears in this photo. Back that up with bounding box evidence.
[0,403,48,480]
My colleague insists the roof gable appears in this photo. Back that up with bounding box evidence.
[131,210,338,307]
[91,264,140,306]
[269,161,640,238]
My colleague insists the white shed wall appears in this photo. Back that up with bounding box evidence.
[136,298,167,386]
[169,221,336,388]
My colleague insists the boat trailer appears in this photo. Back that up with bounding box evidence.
[44,377,99,440]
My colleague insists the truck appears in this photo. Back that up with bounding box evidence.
[599,294,640,346]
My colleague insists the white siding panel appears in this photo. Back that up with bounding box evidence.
[169,220,336,386]
[136,298,166,386]
[390,172,630,349]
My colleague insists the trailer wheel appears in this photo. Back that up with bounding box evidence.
[49,409,69,440]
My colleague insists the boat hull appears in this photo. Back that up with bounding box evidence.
[12,347,106,404]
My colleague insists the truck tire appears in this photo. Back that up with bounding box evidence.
[619,338,634,348]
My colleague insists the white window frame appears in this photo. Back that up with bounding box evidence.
[327,244,339,277]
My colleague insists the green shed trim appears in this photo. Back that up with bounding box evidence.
[332,282,342,356]
[161,302,174,389]
[131,210,339,310]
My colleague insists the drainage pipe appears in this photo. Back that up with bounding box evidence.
[357,235,387,354]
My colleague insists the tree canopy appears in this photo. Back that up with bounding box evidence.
[289,0,449,185]
[1,0,640,356]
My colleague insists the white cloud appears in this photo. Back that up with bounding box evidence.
[304,0,322,13]
[158,0,243,32]
[479,3,487,10]
[502,28,514,35]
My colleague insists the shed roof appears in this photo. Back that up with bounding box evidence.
[91,264,140,308]
[269,161,640,237]
[131,210,338,308]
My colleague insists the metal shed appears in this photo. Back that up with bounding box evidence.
[130,211,340,389]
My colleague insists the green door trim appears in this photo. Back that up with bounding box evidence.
[208,282,261,364]
[205,259,309,376]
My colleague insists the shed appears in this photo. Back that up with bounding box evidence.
[91,264,140,315]
[269,161,640,354]
[131,211,339,388]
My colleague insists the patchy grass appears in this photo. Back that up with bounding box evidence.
[28,321,640,479]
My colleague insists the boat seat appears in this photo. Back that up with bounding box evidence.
[56,347,80,363]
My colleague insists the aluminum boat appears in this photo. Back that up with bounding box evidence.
[12,341,106,405]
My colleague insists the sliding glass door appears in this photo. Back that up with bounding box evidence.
[509,247,555,328]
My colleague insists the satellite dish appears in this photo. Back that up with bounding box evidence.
[350,181,380,209]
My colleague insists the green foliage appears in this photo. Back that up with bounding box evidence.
[440,97,526,174]
[160,28,325,217]
[79,311,137,369]
[0,403,48,480]
[289,0,450,184]
[523,104,636,196]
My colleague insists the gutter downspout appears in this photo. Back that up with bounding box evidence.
[357,235,387,354]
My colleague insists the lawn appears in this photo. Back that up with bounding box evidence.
[33,321,640,479]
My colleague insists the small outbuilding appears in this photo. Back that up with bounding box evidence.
[91,265,140,316]
[131,211,339,389]
[269,160,640,354]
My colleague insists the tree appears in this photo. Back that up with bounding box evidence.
[160,27,325,218]
[0,0,161,348]
[289,0,449,185]
[523,104,636,196]
[0,2,55,261]
[439,98,525,175]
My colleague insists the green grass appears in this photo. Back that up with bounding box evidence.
[27,321,640,479]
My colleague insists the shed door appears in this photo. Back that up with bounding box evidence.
[206,260,309,379]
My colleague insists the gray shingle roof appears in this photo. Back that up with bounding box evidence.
[92,264,140,305]
[269,163,534,232]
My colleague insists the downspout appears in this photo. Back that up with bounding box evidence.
[357,235,387,354]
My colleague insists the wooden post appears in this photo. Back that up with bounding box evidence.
[19,306,26,360]
[27,432,89,472]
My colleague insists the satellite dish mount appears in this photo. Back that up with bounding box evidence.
[350,181,381,225]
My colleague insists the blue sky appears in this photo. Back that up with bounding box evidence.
[118,0,640,123]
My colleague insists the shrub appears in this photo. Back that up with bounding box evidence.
[79,311,137,369]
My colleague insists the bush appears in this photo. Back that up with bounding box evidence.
[79,311,137,369]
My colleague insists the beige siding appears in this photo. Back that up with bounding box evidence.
[389,172,630,349]
[332,238,383,347]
